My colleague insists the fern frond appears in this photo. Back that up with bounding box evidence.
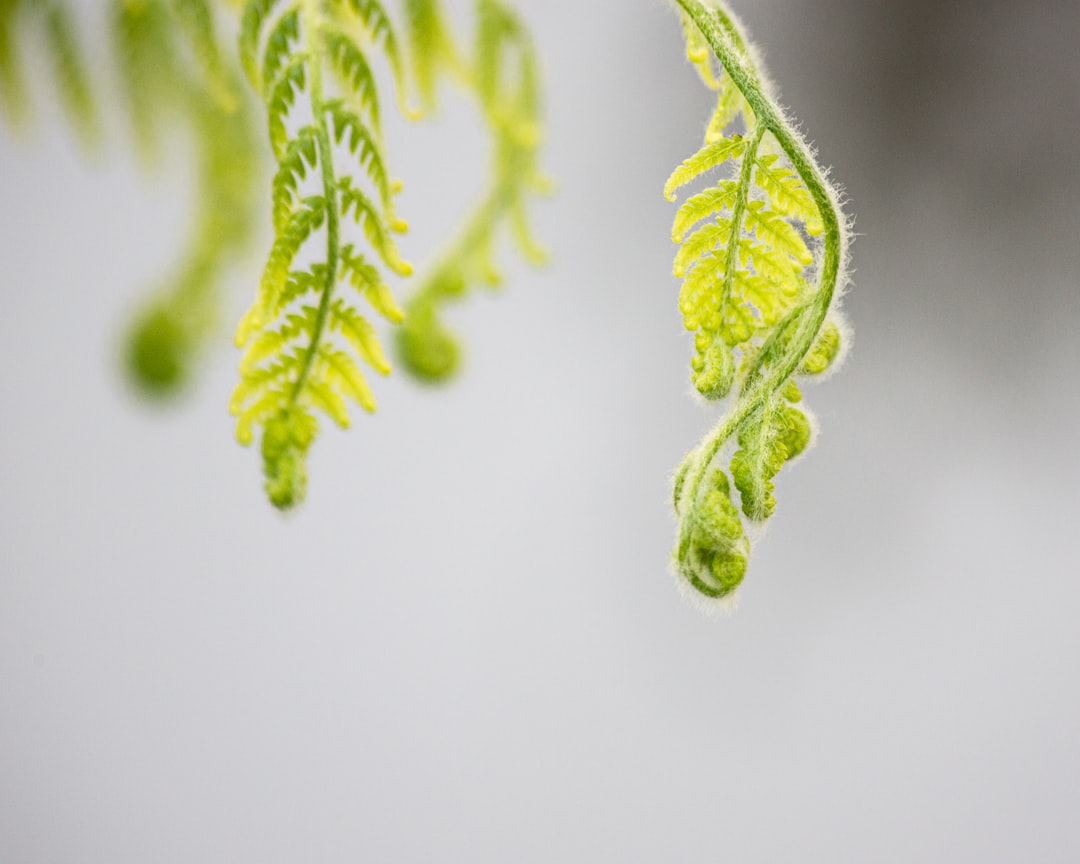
[277,265,326,309]
[667,0,851,602]
[121,0,260,398]
[705,70,749,143]
[305,376,352,427]
[743,200,813,266]
[266,56,306,157]
[239,0,276,88]
[260,406,318,508]
[401,0,463,111]
[323,27,380,128]
[0,1,100,143]
[112,0,181,162]
[671,180,738,243]
[754,153,823,234]
[337,176,409,272]
[730,396,810,521]
[680,11,721,91]
[271,126,318,232]
[664,135,746,202]
[233,0,411,509]
[238,195,326,343]
[340,245,404,321]
[231,349,305,415]
[397,0,549,383]
[324,99,393,207]
[330,299,391,373]
[336,0,410,115]
[673,220,729,277]
[260,7,301,98]
[798,319,843,376]
[239,305,319,375]
[0,0,256,398]
[318,345,376,412]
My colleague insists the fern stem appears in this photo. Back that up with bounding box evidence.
[288,0,339,407]
[709,3,751,65]
[671,0,845,548]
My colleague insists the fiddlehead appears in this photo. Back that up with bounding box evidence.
[117,0,259,396]
[667,0,851,603]
[233,0,411,508]
[396,0,549,383]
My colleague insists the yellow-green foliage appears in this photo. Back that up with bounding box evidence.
[396,0,550,383]
[401,0,463,112]
[668,0,850,602]
[0,0,98,143]
[117,0,259,396]
[232,0,411,509]
[1,0,855,610]
[0,0,259,397]
[0,0,546,510]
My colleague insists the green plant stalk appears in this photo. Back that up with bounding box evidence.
[720,122,763,312]
[671,0,846,591]
[288,0,339,407]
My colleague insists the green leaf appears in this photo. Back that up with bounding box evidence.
[266,56,306,158]
[664,135,746,202]
[731,399,811,521]
[337,177,411,276]
[272,126,318,232]
[798,319,842,375]
[260,6,300,99]
[672,180,738,242]
[325,99,393,209]
[240,0,276,88]
[754,153,823,234]
[323,26,380,129]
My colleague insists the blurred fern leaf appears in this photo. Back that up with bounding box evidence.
[396,0,549,383]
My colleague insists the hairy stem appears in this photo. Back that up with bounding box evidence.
[721,122,763,312]
[671,0,845,554]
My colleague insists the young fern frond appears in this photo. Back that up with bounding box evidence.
[396,0,549,383]
[0,0,255,396]
[118,0,259,396]
[0,0,99,146]
[667,0,851,603]
[233,0,411,509]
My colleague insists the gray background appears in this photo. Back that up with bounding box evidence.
[3,0,1080,861]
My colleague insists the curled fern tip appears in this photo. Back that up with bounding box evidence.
[667,0,851,604]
